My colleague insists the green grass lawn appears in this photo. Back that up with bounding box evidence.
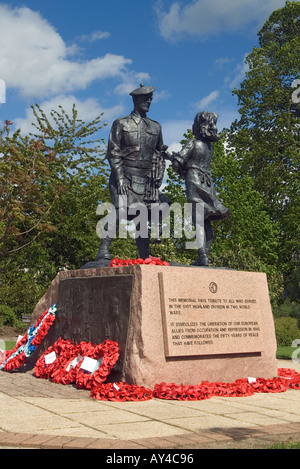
[263,441,300,449]
[4,340,17,351]
[276,346,297,360]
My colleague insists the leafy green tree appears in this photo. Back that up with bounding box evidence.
[0,121,60,264]
[210,138,283,303]
[30,104,110,275]
[229,0,300,298]
[0,105,110,316]
[0,304,18,327]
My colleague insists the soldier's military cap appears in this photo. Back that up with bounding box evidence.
[130,83,155,96]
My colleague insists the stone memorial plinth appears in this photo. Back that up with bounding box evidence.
[31,265,278,388]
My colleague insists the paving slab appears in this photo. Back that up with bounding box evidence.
[0,360,300,449]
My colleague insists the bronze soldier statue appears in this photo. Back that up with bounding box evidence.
[172,111,230,266]
[96,84,169,264]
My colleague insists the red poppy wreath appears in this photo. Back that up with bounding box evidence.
[278,368,300,390]
[34,338,119,389]
[90,381,153,402]
[75,339,119,390]
[109,257,169,267]
[34,338,78,382]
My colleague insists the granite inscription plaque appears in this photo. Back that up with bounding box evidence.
[158,271,263,357]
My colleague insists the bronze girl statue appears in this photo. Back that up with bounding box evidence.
[172,112,230,266]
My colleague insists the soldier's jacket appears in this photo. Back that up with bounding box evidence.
[107,112,165,206]
[107,112,164,177]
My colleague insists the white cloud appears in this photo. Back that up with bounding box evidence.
[195,90,220,109]
[0,79,6,104]
[167,142,182,153]
[190,56,250,117]
[153,89,171,103]
[77,30,111,42]
[0,4,131,98]
[227,58,250,89]
[156,0,286,41]
[115,73,171,104]
[114,72,151,96]
[14,95,124,136]
[214,57,235,69]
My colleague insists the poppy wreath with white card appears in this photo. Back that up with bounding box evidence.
[34,338,77,381]
[34,338,119,389]
[75,339,119,390]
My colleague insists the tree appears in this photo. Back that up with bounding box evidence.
[29,104,110,275]
[210,137,283,303]
[0,121,59,264]
[0,105,110,316]
[229,0,300,298]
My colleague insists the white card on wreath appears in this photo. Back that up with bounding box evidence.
[44,351,57,364]
[66,355,83,372]
[248,377,257,383]
[80,356,103,374]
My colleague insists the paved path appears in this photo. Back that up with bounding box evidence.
[0,360,300,450]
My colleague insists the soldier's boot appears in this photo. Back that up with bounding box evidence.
[190,248,209,267]
[96,237,113,260]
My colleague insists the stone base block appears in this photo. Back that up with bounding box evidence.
[31,265,278,388]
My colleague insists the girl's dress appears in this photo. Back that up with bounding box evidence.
[174,138,230,221]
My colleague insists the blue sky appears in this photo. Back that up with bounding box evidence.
[0,0,289,151]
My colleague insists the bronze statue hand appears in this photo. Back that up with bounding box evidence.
[172,158,186,177]
[161,145,173,161]
[117,179,129,195]
[172,159,182,173]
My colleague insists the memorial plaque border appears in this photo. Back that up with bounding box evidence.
[158,272,264,358]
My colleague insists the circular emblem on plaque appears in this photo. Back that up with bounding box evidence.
[209,282,218,294]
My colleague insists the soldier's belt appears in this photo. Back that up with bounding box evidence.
[123,159,152,170]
